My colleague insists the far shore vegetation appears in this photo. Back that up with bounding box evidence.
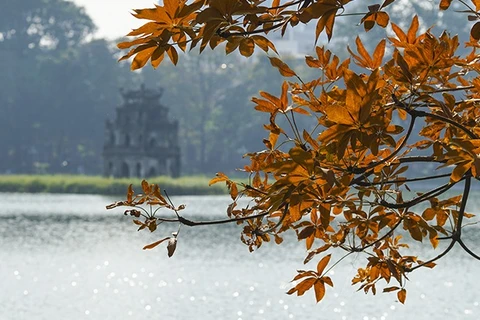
[0,175,229,196]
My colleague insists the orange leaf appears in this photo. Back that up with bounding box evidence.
[141,180,151,194]
[429,230,439,249]
[166,46,179,65]
[252,97,277,112]
[353,36,372,68]
[395,50,413,82]
[143,237,169,250]
[322,276,334,287]
[316,254,332,275]
[422,208,436,221]
[151,47,165,69]
[280,81,289,111]
[268,57,296,77]
[439,0,453,10]
[391,22,407,44]
[407,16,419,44]
[251,35,277,54]
[289,277,316,296]
[225,37,241,54]
[450,161,471,183]
[372,39,386,68]
[314,281,326,302]
[131,46,157,70]
[304,244,331,264]
[127,184,134,202]
[316,10,337,42]
[229,182,238,200]
[375,11,389,28]
[383,286,400,293]
[473,0,480,11]
[397,288,407,304]
[239,38,255,57]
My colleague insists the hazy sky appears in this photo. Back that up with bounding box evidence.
[71,0,158,39]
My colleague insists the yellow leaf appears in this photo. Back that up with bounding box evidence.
[450,160,471,183]
[209,172,229,186]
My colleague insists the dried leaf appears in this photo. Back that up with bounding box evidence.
[471,22,480,40]
[143,237,169,250]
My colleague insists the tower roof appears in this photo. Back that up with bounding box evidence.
[119,83,164,104]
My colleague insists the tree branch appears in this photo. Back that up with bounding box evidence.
[379,180,459,209]
[164,212,270,227]
[355,173,451,187]
[457,239,480,260]
[409,109,478,139]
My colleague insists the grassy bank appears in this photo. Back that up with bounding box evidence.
[0,175,228,196]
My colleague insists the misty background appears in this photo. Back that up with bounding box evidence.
[0,0,469,176]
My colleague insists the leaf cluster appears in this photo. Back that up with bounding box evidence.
[114,0,480,304]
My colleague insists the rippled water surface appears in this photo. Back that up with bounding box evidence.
[1,193,479,320]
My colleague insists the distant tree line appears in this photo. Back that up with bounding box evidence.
[0,0,288,176]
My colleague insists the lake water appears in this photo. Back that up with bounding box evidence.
[1,192,479,320]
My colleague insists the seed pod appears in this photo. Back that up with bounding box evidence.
[167,237,177,257]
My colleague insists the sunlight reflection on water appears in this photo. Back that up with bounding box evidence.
[0,192,479,320]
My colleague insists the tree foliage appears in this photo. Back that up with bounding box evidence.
[111,0,480,303]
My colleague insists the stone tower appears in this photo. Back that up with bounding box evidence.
[103,85,180,178]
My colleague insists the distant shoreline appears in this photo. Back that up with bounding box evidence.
[0,174,228,196]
